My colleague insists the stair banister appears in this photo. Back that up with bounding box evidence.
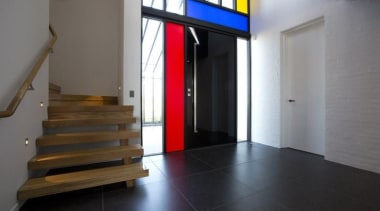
[0,25,57,118]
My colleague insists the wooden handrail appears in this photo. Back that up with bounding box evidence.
[0,25,57,118]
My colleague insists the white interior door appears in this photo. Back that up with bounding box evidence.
[282,18,325,155]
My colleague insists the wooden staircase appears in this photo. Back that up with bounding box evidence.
[17,83,148,201]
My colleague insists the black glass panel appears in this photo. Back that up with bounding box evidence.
[186,28,236,149]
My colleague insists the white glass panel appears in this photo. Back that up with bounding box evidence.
[237,38,249,141]
[222,0,234,9]
[142,17,164,155]
[142,18,148,38]
[166,0,184,15]
[143,0,164,10]
[206,0,219,5]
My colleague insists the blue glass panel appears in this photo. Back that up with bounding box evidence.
[187,0,248,32]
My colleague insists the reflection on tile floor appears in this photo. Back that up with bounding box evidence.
[142,125,163,155]
[21,142,380,211]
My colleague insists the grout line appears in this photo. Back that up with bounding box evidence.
[150,155,261,211]
[151,159,223,181]
[169,180,199,211]
[101,188,105,211]
[190,152,267,172]
[187,151,217,169]
[150,161,167,177]
[140,161,198,210]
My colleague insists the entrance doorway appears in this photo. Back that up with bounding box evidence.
[185,27,237,149]
[143,19,250,153]
[281,17,325,155]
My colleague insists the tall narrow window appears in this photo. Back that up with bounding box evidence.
[165,22,185,152]
[236,0,248,14]
[222,0,234,9]
[143,0,164,10]
[142,17,164,155]
[237,38,249,141]
[206,0,219,5]
[166,0,184,15]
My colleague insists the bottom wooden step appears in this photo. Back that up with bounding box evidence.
[18,163,149,200]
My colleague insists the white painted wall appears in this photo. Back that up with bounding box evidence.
[121,0,142,144]
[49,0,121,96]
[251,0,380,173]
[0,0,49,210]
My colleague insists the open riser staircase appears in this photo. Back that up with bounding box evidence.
[17,83,148,201]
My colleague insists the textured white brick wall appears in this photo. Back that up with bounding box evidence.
[325,1,380,173]
[251,0,380,173]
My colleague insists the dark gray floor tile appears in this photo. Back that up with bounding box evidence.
[221,161,284,192]
[20,187,103,211]
[295,161,380,208]
[103,181,194,211]
[189,149,244,168]
[153,152,214,179]
[316,188,379,211]
[212,192,291,211]
[189,142,282,169]
[171,169,254,211]
[135,162,167,186]
[221,156,311,192]
[20,142,380,211]
[260,179,378,211]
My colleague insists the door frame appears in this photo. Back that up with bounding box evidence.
[280,16,325,149]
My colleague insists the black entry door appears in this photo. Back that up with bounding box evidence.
[185,28,237,149]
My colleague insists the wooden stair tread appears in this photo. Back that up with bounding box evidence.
[49,101,117,106]
[43,117,136,128]
[48,105,133,113]
[28,145,143,170]
[48,112,133,120]
[18,163,149,200]
[49,94,118,101]
[37,130,140,146]
[47,105,134,120]
[20,92,146,200]
[49,94,118,106]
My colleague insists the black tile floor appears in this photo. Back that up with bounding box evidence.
[21,142,380,211]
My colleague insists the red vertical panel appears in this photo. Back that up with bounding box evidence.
[165,22,185,152]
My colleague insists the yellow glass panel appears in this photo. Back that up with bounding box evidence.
[237,0,248,14]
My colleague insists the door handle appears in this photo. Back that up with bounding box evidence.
[193,43,198,133]
[288,99,295,102]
